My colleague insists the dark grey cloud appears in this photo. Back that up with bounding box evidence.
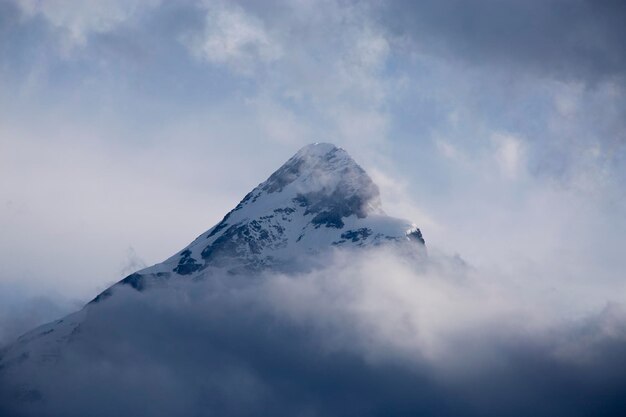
[382,0,626,83]
[2,249,626,417]
[0,288,77,347]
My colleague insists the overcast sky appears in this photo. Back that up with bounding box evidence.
[1,0,626,341]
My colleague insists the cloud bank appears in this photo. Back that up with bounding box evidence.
[2,248,626,416]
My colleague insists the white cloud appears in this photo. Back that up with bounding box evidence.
[246,97,314,146]
[16,0,161,48]
[368,167,440,235]
[491,132,525,180]
[347,28,390,72]
[435,138,462,160]
[184,2,282,74]
[553,81,583,117]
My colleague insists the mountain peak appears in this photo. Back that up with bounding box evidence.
[90,144,425,298]
[290,142,349,166]
[258,142,383,217]
[295,142,341,156]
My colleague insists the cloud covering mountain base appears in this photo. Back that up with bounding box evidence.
[2,247,626,417]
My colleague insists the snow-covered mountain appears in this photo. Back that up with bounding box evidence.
[0,143,425,414]
[93,142,425,301]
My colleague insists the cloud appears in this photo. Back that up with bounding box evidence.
[2,247,626,416]
[377,0,626,189]
[381,0,626,83]
[118,246,147,277]
[492,132,525,180]
[14,0,162,49]
[0,282,78,347]
[183,1,282,74]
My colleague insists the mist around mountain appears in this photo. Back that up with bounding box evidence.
[1,144,626,417]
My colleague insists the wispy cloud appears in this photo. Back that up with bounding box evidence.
[183,1,281,74]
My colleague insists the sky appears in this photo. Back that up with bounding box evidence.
[1,0,626,344]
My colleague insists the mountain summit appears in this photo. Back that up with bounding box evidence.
[93,143,425,299]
